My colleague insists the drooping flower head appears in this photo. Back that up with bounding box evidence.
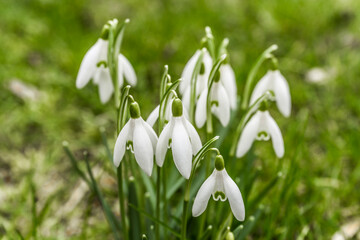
[76,23,137,104]
[146,83,189,127]
[195,71,231,128]
[236,108,284,158]
[113,101,158,176]
[156,98,202,179]
[192,155,245,221]
[181,49,213,111]
[219,63,237,110]
[250,70,291,117]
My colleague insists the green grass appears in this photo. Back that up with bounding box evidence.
[1,0,360,239]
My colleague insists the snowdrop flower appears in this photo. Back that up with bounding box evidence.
[219,63,237,110]
[192,155,245,221]
[146,98,189,127]
[146,86,189,127]
[76,28,137,103]
[156,98,202,179]
[236,110,284,158]
[181,49,213,111]
[113,102,158,176]
[249,70,291,117]
[195,72,230,128]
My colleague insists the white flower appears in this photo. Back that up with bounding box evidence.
[181,49,213,111]
[76,38,137,103]
[249,70,291,117]
[192,155,245,221]
[146,96,189,127]
[179,49,213,94]
[236,110,284,158]
[219,64,237,110]
[156,99,202,179]
[195,80,230,128]
[113,102,158,176]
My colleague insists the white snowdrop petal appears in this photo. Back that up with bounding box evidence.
[274,70,291,117]
[146,105,160,127]
[182,87,191,113]
[235,111,261,157]
[133,120,154,176]
[212,83,230,127]
[249,71,271,106]
[76,39,102,89]
[155,118,174,167]
[192,170,216,217]
[172,118,192,179]
[141,118,158,152]
[223,170,245,221]
[119,54,137,86]
[113,120,132,167]
[220,64,237,110]
[117,57,124,89]
[264,111,285,158]
[97,68,114,104]
[195,88,208,128]
[182,116,202,154]
[180,50,201,94]
[97,39,108,62]
[203,51,213,76]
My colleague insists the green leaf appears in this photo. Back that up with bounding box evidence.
[128,203,182,239]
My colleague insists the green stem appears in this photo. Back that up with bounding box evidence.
[156,166,161,239]
[241,44,278,110]
[117,165,128,240]
[181,180,190,240]
[162,164,168,237]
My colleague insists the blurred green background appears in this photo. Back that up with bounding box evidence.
[1,0,360,239]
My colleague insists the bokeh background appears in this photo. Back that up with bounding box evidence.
[1,0,360,239]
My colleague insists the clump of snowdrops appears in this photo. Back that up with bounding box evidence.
[64,18,291,240]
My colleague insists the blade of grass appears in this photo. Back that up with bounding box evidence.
[128,203,182,239]
[84,152,121,240]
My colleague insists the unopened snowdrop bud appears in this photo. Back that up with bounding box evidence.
[225,232,235,240]
[236,110,284,158]
[250,70,291,117]
[156,98,202,179]
[192,155,245,221]
[114,102,158,176]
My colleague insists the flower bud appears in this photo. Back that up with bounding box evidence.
[225,232,235,240]
[130,102,141,119]
[215,154,225,170]
[172,98,183,117]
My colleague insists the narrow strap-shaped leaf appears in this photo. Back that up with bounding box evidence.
[233,206,264,239]
[128,203,182,239]
[117,85,131,133]
[62,141,90,186]
[84,155,121,240]
[129,177,143,239]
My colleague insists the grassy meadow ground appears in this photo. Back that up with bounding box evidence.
[1,0,360,239]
